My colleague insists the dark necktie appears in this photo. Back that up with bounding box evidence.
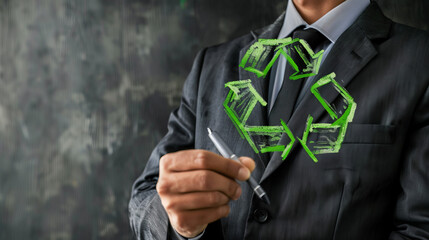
[269,27,327,126]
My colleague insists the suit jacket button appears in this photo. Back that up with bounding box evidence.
[253,209,268,223]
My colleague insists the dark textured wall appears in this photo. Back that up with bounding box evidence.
[0,0,427,239]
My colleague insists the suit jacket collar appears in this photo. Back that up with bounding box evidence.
[252,12,286,40]
[256,2,392,182]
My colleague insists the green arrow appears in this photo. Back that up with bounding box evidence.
[239,38,324,79]
[226,39,356,163]
[224,80,295,156]
[224,80,266,152]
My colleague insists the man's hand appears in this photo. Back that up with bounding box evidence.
[156,150,255,238]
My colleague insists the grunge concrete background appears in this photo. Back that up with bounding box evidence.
[0,0,427,239]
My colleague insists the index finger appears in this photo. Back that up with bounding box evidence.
[161,150,251,181]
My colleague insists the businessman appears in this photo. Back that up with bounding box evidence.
[129,0,429,239]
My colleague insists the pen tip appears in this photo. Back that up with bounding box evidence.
[207,128,212,134]
[262,195,271,205]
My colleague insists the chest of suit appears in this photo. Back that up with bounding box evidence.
[192,9,428,240]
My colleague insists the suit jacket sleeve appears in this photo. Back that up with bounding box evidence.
[390,85,429,239]
[128,48,206,240]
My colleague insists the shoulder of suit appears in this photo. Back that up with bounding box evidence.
[387,21,429,59]
[202,12,284,60]
[203,33,254,58]
[390,21,429,40]
[386,22,429,89]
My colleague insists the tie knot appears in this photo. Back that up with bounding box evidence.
[292,27,327,51]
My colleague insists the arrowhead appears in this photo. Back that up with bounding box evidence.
[277,39,324,80]
[223,79,268,153]
[224,80,267,106]
[239,38,295,78]
[239,38,324,79]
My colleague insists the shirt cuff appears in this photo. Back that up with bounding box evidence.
[173,228,206,240]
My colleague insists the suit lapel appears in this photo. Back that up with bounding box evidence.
[235,13,286,168]
[238,12,286,100]
[261,2,392,181]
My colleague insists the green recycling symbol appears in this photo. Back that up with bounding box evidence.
[224,38,356,162]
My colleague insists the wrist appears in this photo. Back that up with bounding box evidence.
[174,225,207,239]
[175,228,206,240]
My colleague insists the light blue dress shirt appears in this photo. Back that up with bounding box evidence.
[174,0,370,239]
[269,0,370,112]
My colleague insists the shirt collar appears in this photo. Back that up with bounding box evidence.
[278,0,371,43]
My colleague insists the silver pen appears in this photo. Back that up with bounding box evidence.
[207,128,271,205]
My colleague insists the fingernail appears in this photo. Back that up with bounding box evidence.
[238,167,250,180]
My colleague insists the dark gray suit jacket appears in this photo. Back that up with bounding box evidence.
[129,2,429,239]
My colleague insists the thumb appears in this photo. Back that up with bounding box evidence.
[238,157,256,173]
